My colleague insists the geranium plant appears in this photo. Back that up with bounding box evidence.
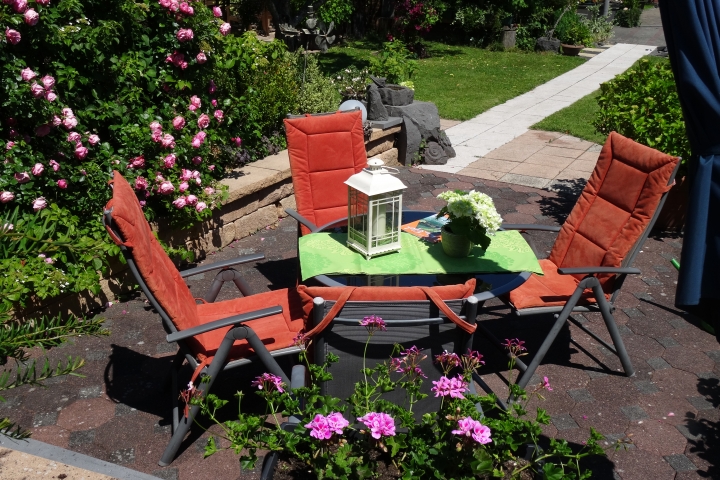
[193,318,606,479]
[436,190,503,250]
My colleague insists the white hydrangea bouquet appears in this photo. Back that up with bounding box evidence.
[437,190,503,250]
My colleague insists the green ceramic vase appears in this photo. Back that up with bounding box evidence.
[441,225,473,258]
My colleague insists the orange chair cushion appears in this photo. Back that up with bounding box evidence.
[192,288,306,360]
[297,279,476,319]
[284,111,368,234]
[507,259,604,310]
[105,172,200,330]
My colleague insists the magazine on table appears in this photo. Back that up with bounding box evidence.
[401,214,449,243]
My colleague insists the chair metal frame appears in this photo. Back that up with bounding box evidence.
[102,208,305,467]
[488,160,682,391]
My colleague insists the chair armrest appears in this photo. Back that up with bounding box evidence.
[166,306,283,343]
[557,266,641,275]
[179,253,266,278]
[501,224,562,232]
[285,209,319,232]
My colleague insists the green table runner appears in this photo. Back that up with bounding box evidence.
[299,231,543,281]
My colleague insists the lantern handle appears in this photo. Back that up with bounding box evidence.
[383,166,400,175]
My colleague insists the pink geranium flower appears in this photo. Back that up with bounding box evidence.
[5,28,21,45]
[251,373,285,393]
[357,412,395,439]
[305,412,349,440]
[21,68,36,81]
[452,417,492,445]
[360,314,386,334]
[431,375,468,399]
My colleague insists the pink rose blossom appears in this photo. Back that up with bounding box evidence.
[75,145,88,159]
[197,113,210,129]
[80,169,86,175]
[150,121,162,132]
[172,196,187,208]
[165,51,186,68]
[211,98,217,107]
[44,91,57,102]
[195,201,207,212]
[49,159,60,171]
[158,181,175,194]
[24,9,39,26]
[191,131,206,148]
[219,22,231,36]
[4,141,14,150]
[452,417,492,445]
[68,132,81,143]
[32,196,47,211]
[135,176,148,190]
[163,153,176,168]
[180,168,192,181]
[62,107,74,118]
[192,156,202,165]
[176,28,194,42]
[44,257,54,264]
[204,187,215,195]
[5,28,21,45]
[159,0,171,8]
[172,116,185,130]
[357,412,396,439]
[57,179,68,189]
[188,95,201,111]
[31,83,45,98]
[208,80,216,94]
[41,75,55,89]
[214,110,224,122]
[37,0,50,5]
[88,134,100,145]
[52,115,62,126]
[15,172,30,183]
[196,52,207,64]
[35,124,51,137]
[179,2,193,15]
[13,0,28,13]
[21,68,36,81]
[31,163,44,176]
[151,130,163,143]
[1,191,15,202]
[185,194,198,205]
[160,133,176,149]
[212,6,222,17]
[62,116,78,130]
[208,164,215,171]
[128,155,145,168]
[231,137,242,147]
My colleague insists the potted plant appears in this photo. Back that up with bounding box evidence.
[192,323,609,479]
[436,190,503,257]
[555,10,593,56]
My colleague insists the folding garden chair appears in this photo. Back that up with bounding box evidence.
[102,172,307,466]
[489,132,681,390]
[297,280,483,415]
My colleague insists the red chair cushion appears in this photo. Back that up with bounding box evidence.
[193,288,306,360]
[507,259,603,310]
[105,172,200,331]
[284,111,368,234]
[297,279,476,319]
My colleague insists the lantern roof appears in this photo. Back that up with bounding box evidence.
[344,159,407,196]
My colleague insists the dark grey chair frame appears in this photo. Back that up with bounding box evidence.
[102,208,305,467]
[486,161,682,392]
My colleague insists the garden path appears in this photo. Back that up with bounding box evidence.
[423,43,655,186]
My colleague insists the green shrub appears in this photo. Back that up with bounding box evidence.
[584,4,614,44]
[294,53,341,114]
[595,59,690,166]
[555,10,593,46]
[369,40,417,84]
[615,0,642,27]
[332,65,370,101]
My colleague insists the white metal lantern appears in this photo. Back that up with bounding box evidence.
[344,158,407,259]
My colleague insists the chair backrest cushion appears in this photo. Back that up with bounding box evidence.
[548,132,679,286]
[105,171,200,331]
[284,110,367,234]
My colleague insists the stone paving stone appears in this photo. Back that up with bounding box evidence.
[664,454,697,472]
[567,388,595,403]
[653,265,672,273]
[642,277,663,286]
[622,307,644,318]
[154,422,171,435]
[109,447,136,465]
[551,413,579,430]
[704,350,720,363]
[634,380,659,394]
[420,191,432,197]
[152,468,180,480]
[588,370,609,379]
[32,412,58,427]
[657,336,679,348]
[647,357,672,370]
[78,385,103,398]
[115,403,138,416]
[603,433,636,450]
[686,396,715,410]
[669,318,689,329]
[620,405,649,421]
[156,342,177,354]
[697,371,719,380]
[69,429,96,448]
[616,324,633,336]
[633,292,654,301]
[627,419,690,457]
[85,350,110,361]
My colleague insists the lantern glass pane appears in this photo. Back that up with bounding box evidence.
[348,188,368,245]
[369,191,401,249]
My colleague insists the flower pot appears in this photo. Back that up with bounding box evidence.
[561,44,584,56]
[441,225,473,258]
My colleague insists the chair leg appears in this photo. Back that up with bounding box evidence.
[592,284,635,377]
[204,268,253,303]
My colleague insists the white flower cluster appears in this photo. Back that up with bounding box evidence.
[437,190,503,235]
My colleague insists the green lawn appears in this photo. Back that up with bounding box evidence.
[531,90,605,144]
[318,41,586,120]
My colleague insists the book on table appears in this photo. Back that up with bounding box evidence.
[401,214,448,243]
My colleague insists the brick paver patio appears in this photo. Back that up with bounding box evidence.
[3,167,718,480]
